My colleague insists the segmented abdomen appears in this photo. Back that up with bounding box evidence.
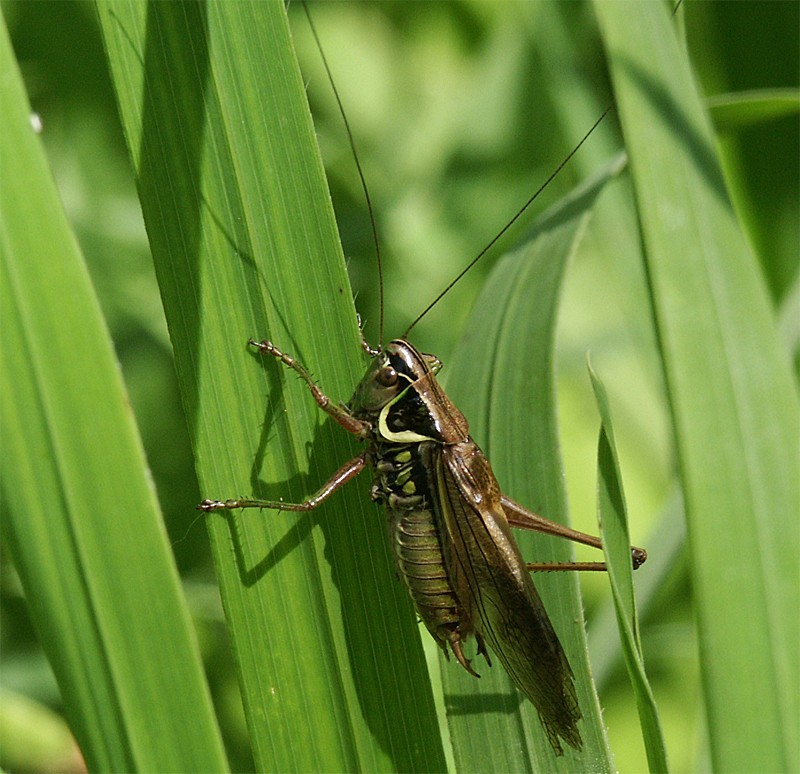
[389,507,464,653]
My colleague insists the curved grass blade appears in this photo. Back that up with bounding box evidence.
[708,88,800,131]
[588,491,687,694]
[596,3,800,770]
[589,362,668,773]
[0,16,227,772]
[96,2,445,771]
[441,155,626,772]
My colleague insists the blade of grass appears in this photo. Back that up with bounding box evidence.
[588,491,687,693]
[707,88,800,131]
[442,155,625,772]
[0,15,227,773]
[596,3,800,770]
[589,363,667,773]
[96,2,445,771]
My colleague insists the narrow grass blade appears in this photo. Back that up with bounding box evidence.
[708,88,800,131]
[0,15,227,773]
[596,3,800,770]
[96,3,445,771]
[588,492,687,693]
[442,155,625,772]
[589,363,668,773]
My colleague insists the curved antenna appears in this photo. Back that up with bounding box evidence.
[403,0,684,338]
[302,1,385,346]
[403,105,612,338]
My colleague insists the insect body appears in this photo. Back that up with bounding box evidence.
[351,339,582,753]
[200,337,646,755]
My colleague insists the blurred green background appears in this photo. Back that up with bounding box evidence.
[2,1,797,772]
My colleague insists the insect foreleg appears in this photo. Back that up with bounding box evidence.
[249,338,371,438]
[198,452,367,512]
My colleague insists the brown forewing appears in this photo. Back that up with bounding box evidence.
[434,439,582,755]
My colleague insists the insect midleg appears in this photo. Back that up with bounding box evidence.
[198,452,367,513]
[197,338,372,513]
[527,561,613,573]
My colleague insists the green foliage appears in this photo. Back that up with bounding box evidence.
[2,2,797,773]
[443,155,626,771]
[590,362,667,773]
[95,3,445,772]
[0,10,226,772]
[596,4,798,770]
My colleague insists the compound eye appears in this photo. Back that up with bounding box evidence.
[376,365,399,387]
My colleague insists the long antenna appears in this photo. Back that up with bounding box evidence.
[402,104,612,338]
[302,1,385,346]
[403,0,683,336]
[303,1,683,343]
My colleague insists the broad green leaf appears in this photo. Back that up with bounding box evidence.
[0,14,227,773]
[96,2,445,771]
[596,3,800,771]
